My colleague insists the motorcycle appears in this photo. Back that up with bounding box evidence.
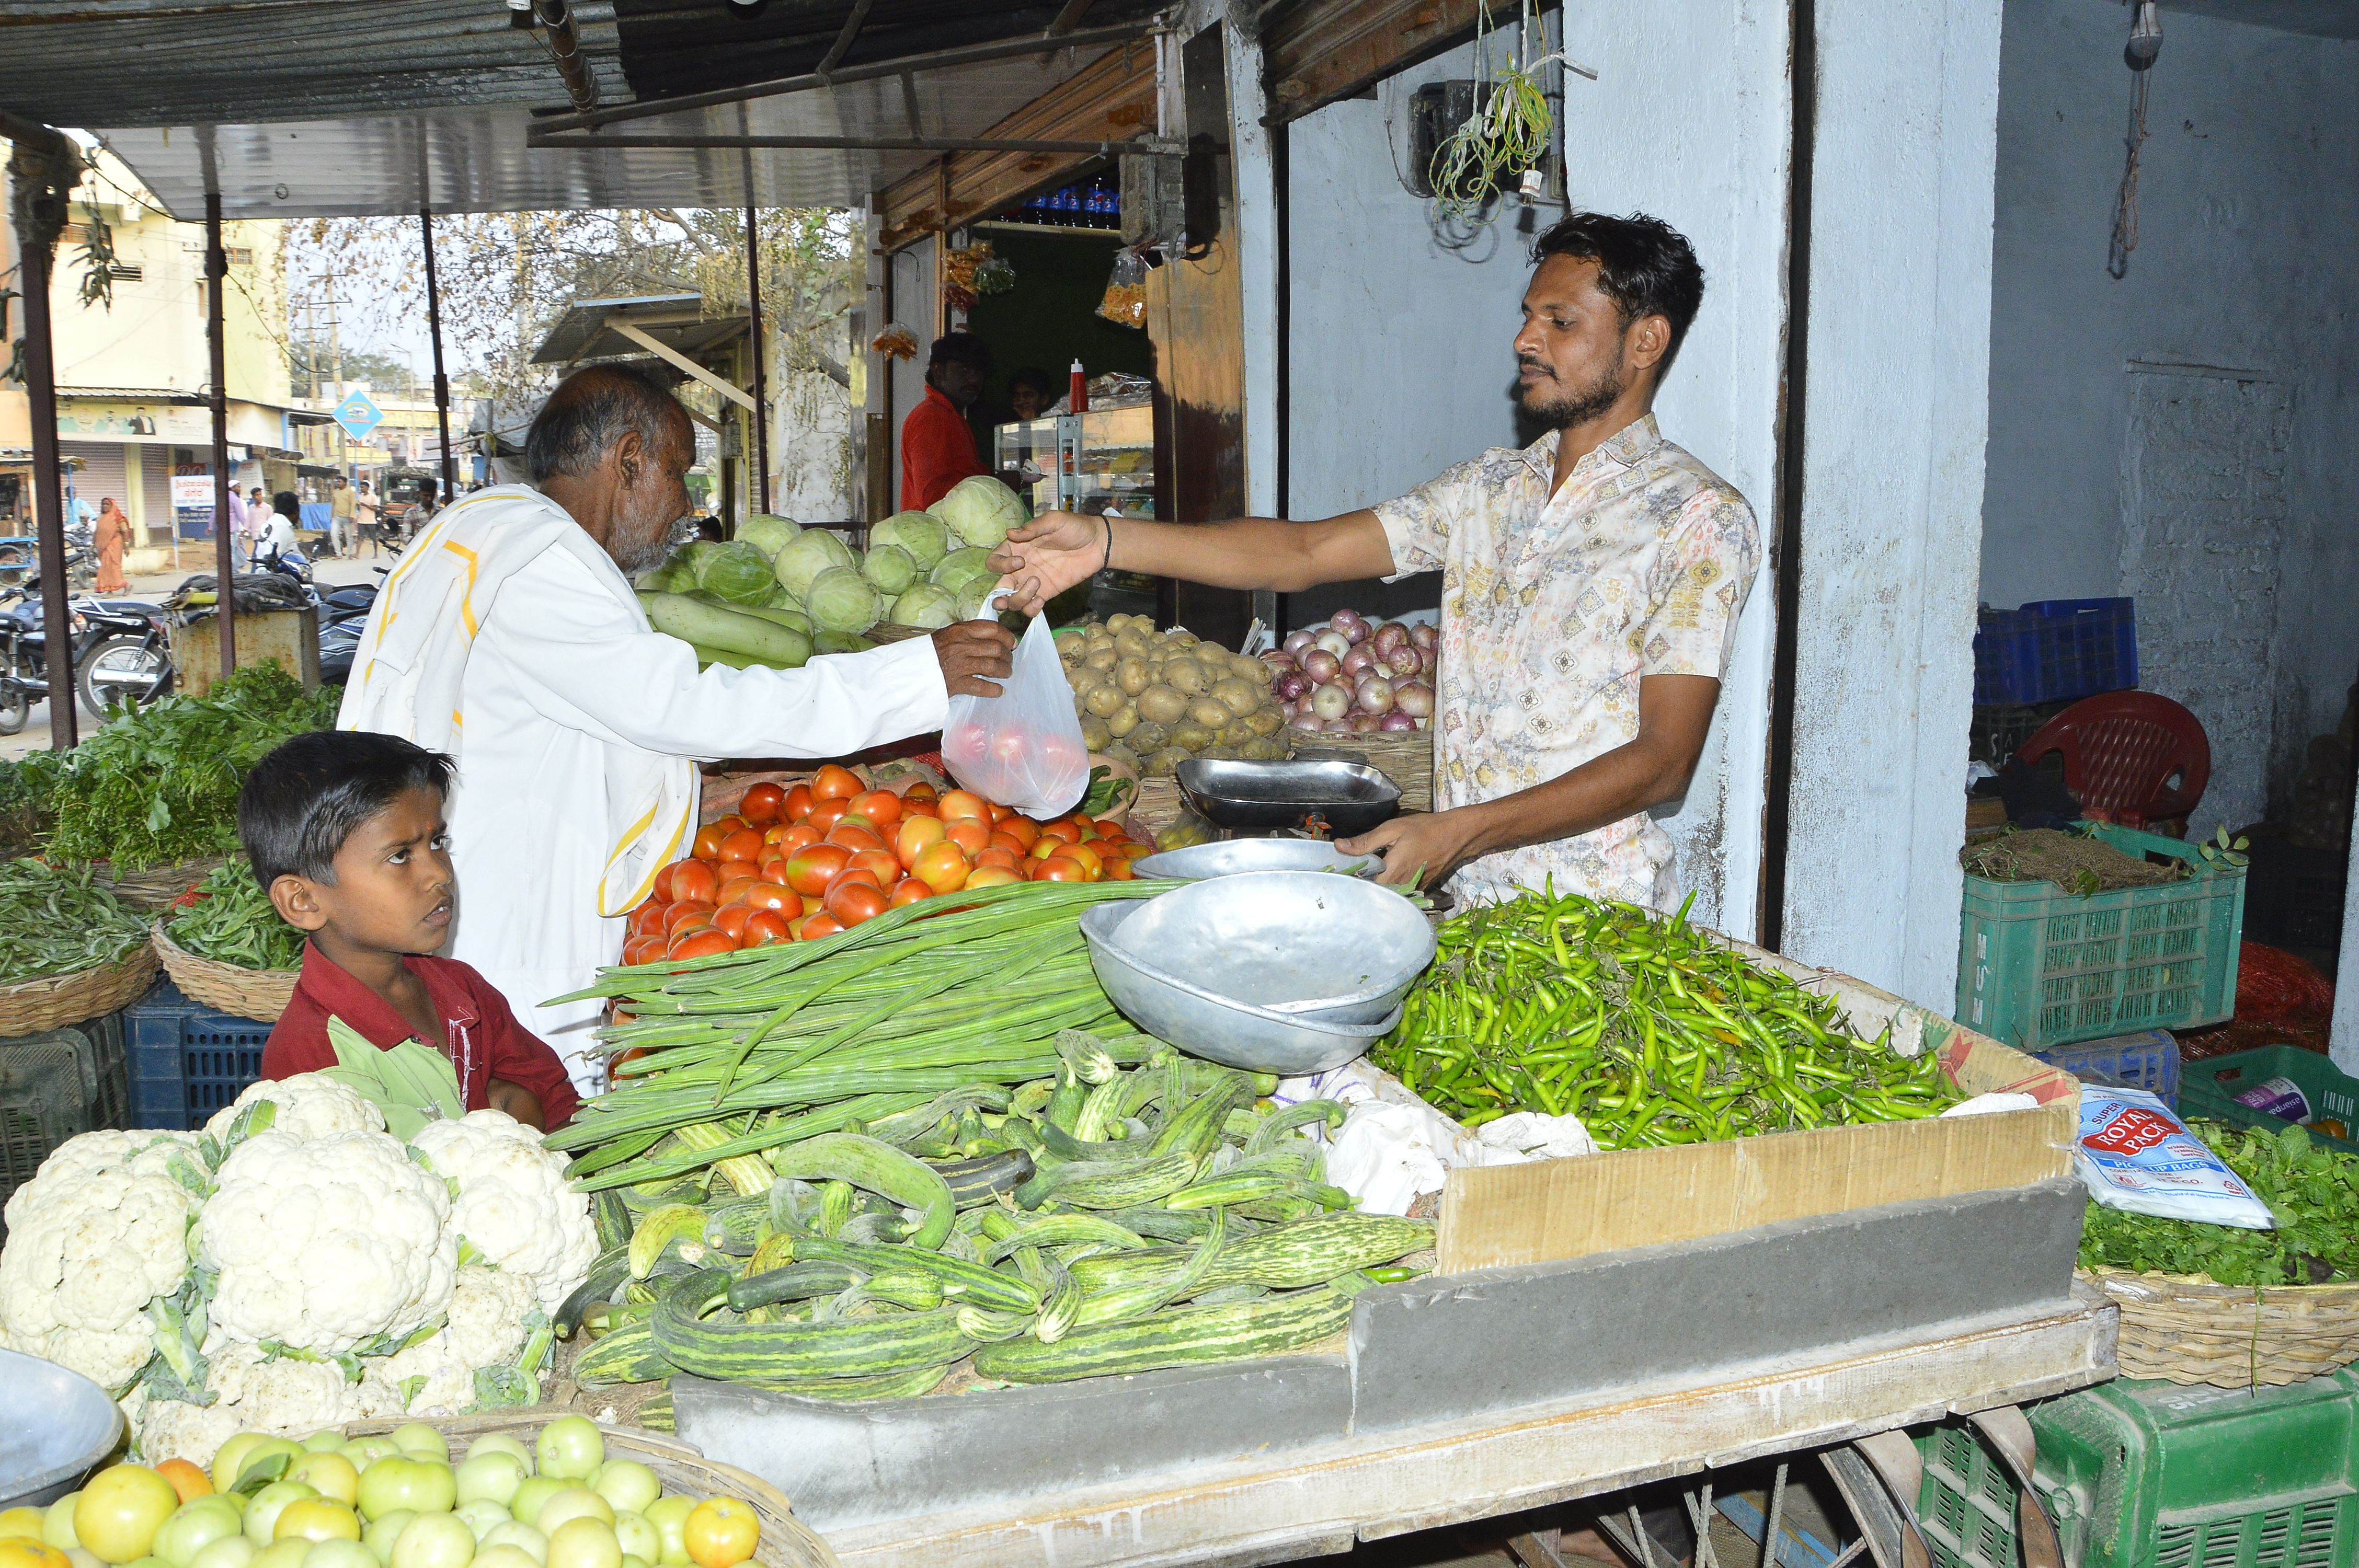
[0,587,176,733]
[316,567,387,688]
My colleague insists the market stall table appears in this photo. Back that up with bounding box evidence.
[698,1284,2113,1568]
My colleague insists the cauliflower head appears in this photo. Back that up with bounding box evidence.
[135,1336,405,1468]
[203,1073,384,1143]
[410,1111,597,1314]
[0,1131,202,1391]
[373,1265,534,1416]
[199,1127,455,1354]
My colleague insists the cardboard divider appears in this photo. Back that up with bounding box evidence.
[1435,936,2081,1275]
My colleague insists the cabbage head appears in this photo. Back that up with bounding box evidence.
[863,543,919,597]
[871,510,950,571]
[929,476,1027,550]
[890,583,960,630]
[698,541,780,605]
[773,528,856,600]
[932,546,997,599]
[635,557,694,594]
[955,578,1004,621]
[739,513,800,559]
[807,565,884,635]
[763,582,804,612]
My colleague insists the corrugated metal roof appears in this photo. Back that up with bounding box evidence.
[91,44,1128,217]
[531,291,747,365]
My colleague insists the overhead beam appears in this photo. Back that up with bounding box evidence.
[815,0,877,79]
[604,318,757,412]
[1046,0,1096,36]
[532,131,1175,155]
[528,22,1151,134]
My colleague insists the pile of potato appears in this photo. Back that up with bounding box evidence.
[1058,615,1291,775]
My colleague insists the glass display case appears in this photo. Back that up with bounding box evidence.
[991,403,1160,622]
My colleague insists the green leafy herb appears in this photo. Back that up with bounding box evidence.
[44,662,340,870]
[169,858,305,970]
[2079,1120,2359,1286]
[0,857,150,984]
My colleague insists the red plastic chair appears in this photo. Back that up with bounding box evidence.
[2013,691,2209,829]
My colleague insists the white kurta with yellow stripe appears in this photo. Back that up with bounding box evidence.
[338,485,949,1088]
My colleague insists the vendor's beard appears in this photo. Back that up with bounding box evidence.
[1517,359,1627,429]
[611,519,674,577]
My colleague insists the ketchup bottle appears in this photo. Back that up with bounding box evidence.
[1069,359,1088,413]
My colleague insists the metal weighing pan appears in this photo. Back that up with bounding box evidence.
[0,1347,123,1509]
[1131,838,1380,881]
[1104,870,1434,1022]
[1175,758,1402,835]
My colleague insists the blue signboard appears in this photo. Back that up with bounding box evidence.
[333,390,384,442]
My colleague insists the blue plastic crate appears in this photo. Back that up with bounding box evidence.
[2033,1027,2178,1108]
[125,980,270,1131]
[1973,598,2138,705]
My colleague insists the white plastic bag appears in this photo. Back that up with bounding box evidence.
[940,612,1091,817]
[1272,1061,1534,1216]
[2074,1085,2276,1230]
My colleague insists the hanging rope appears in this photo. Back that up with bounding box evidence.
[2106,66,2150,280]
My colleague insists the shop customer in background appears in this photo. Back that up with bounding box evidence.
[993,212,1761,911]
[92,496,129,593]
[339,364,1015,1088]
[900,331,993,509]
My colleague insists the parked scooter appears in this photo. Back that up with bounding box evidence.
[0,587,176,733]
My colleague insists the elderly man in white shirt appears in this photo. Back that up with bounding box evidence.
[340,365,1016,1086]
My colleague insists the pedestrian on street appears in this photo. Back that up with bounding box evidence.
[329,476,356,557]
[93,497,130,593]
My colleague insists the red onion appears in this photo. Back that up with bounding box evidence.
[1290,712,1327,732]
[1418,646,1438,677]
[1371,621,1408,658]
[1301,648,1342,684]
[1393,680,1434,719]
[1378,709,1418,732]
[1330,606,1366,633]
[1281,628,1317,656]
[1408,622,1439,652]
[1310,683,1352,721]
[1274,671,1311,702]
[1336,618,1371,646]
[1346,711,1380,733]
[1261,649,1296,670]
[1356,675,1395,714]
[1341,646,1379,678]
[1314,630,1351,661]
[1385,643,1421,677]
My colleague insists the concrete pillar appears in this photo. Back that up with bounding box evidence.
[1779,0,2005,1008]
[2334,799,2358,1071]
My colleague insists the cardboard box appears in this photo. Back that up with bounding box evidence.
[1435,936,2080,1275]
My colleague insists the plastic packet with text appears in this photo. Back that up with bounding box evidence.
[2075,1085,2276,1229]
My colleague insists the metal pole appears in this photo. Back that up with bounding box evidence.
[205,192,237,679]
[17,179,74,749]
[421,205,456,503]
[743,194,770,515]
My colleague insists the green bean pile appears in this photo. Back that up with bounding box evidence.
[0,857,151,985]
[1371,890,1962,1148]
[169,859,305,971]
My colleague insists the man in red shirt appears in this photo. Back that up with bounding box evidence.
[239,730,580,1131]
[900,331,993,509]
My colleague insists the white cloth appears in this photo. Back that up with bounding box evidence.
[339,485,952,1087]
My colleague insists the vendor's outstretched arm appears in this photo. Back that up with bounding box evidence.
[989,509,1396,614]
[1336,675,1722,890]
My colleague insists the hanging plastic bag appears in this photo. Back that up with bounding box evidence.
[2074,1085,2276,1230]
[940,609,1091,817]
[1097,248,1148,330]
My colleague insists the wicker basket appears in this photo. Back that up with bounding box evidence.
[151,923,299,1023]
[1293,729,1436,812]
[0,942,160,1035]
[1128,777,1189,846]
[2082,1265,2359,1388]
[89,856,226,912]
[343,1412,840,1568]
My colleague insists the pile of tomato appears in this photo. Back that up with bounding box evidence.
[622,763,1154,963]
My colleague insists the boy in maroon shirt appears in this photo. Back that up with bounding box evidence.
[239,730,580,1130]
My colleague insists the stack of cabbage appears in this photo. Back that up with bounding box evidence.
[0,1076,598,1468]
[636,479,1027,668]
[1058,616,1292,774]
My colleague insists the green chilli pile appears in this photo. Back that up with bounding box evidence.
[0,857,150,985]
[1371,890,1963,1148]
[547,881,1432,1396]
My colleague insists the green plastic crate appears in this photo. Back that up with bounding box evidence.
[2178,1046,2359,1155]
[1916,1372,2359,1568]
[1956,823,2244,1052]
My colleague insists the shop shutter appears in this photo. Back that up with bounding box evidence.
[59,440,127,515]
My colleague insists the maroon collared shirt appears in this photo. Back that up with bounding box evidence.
[261,943,582,1131]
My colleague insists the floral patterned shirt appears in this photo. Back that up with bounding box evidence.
[1372,413,1760,910]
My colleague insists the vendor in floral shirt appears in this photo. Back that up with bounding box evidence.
[990,212,1760,908]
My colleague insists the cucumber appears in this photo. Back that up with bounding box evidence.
[727,1260,868,1313]
[1061,1215,1434,1298]
[653,1267,976,1381]
[1016,1151,1198,1210]
[553,1244,632,1338]
[930,1148,1036,1208]
[574,1319,671,1386]
[735,1363,953,1401]
[780,1235,1040,1313]
[702,1198,770,1255]
[981,1214,1150,1264]
[593,1190,633,1251]
[646,591,814,666]
[971,1286,1353,1383]
[772,1132,957,1250]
